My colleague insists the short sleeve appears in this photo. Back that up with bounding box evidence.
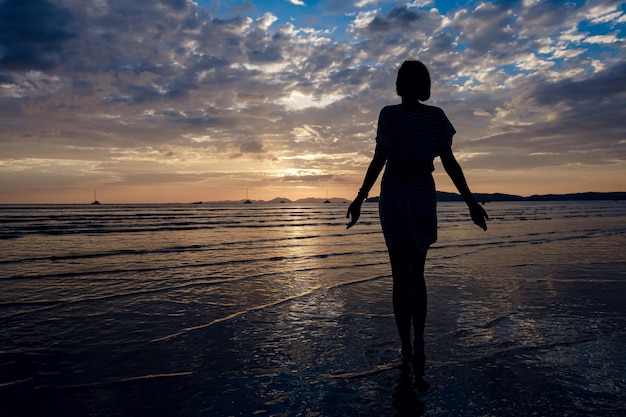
[375,106,393,149]
[440,109,456,149]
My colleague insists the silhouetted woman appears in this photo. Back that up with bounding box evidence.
[346,60,488,390]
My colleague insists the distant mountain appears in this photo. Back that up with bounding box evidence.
[436,191,626,202]
[196,191,625,204]
[437,192,523,202]
[267,197,292,203]
[200,197,350,204]
[365,191,626,203]
[364,192,521,203]
[294,197,349,203]
[523,192,626,201]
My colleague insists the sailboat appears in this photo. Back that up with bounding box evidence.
[91,189,101,205]
[243,188,252,204]
[324,190,331,203]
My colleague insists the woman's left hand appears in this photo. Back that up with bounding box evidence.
[470,203,489,231]
[346,199,363,229]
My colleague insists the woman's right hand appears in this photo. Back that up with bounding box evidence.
[346,199,363,229]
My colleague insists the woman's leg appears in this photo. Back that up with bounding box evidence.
[410,250,428,388]
[389,246,413,361]
[410,250,427,359]
[389,246,428,364]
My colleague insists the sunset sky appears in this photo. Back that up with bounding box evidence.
[1,0,625,203]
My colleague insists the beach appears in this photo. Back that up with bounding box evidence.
[1,201,625,416]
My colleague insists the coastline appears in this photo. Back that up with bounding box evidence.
[1,191,625,206]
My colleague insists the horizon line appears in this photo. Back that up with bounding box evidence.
[2,190,625,205]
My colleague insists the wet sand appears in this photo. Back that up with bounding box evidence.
[1,202,625,416]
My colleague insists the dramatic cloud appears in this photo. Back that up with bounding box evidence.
[0,0,624,203]
[0,0,76,70]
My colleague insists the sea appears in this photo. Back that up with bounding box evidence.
[1,201,625,417]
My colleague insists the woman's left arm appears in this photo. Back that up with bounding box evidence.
[439,145,488,230]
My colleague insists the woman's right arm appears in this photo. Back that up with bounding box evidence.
[346,144,388,229]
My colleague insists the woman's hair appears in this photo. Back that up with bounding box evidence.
[396,60,431,101]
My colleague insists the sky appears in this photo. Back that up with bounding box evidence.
[0,0,625,203]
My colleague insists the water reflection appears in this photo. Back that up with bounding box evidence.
[393,363,426,417]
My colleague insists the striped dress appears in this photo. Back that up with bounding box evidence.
[376,104,456,251]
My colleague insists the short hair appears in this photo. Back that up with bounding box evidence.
[396,60,431,101]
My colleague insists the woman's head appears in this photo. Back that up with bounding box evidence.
[396,60,430,101]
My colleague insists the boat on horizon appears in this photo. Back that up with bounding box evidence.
[243,188,252,204]
[91,189,101,205]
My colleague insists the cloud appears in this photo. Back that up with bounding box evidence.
[0,0,76,70]
[355,5,443,35]
[532,60,626,107]
[0,0,625,202]
[456,58,626,170]
[239,139,266,153]
[584,34,620,44]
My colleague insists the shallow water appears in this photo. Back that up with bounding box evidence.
[1,201,625,416]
